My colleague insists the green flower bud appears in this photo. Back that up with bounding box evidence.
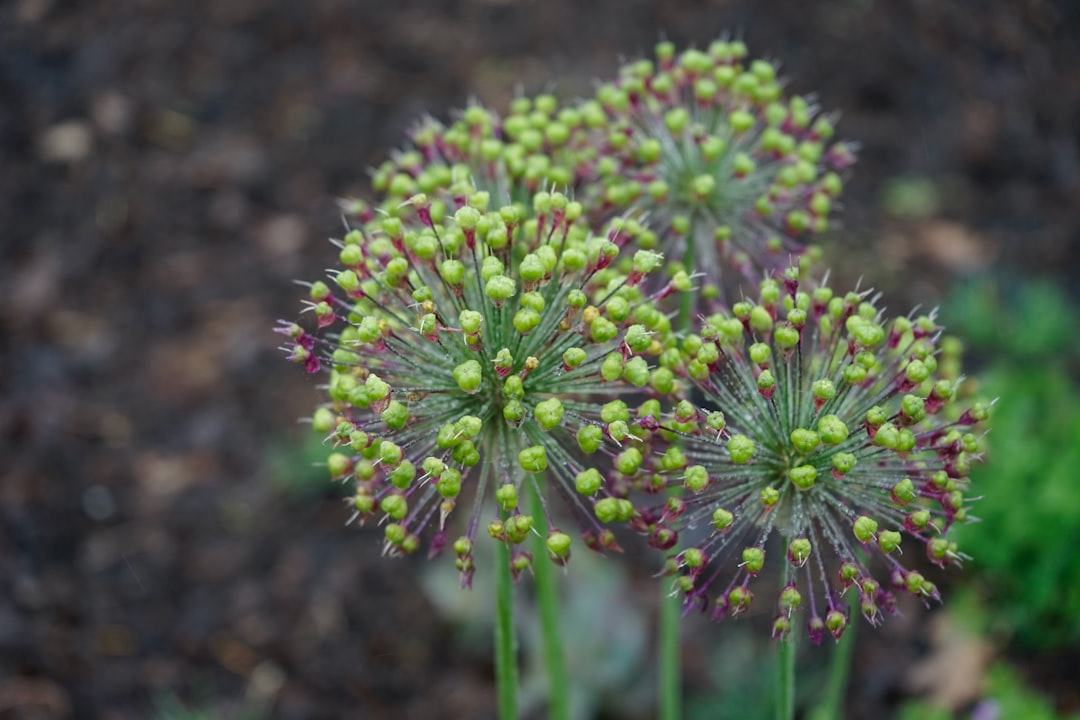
[615,447,644,476]
[534,397,565,431]
[590,316,618,343]
[563,347,587,369]
[518,445,547,473]
[485,275,516,304]
[775,325,800,349]
[900,394,926,422]
[575,468,603,496]
[661,446,688,471]
[459,310,483,334]
[348,430,370,453]
[707,411,727,434]
[440,259,465,286]
[503,399,526,425]
[495,483,519,512]
[789,465,817,490]
[388,460,415,490]
[749,342,771,365]
[712,508,734,531]
[601,352,624,382]
[503,375,524,399]
[843,363,868,385]
[905,359,930,385]
[728,434,755,464]
[453,359,483,394]
[829,453,855,474]
[891,478,917,505]
[452,440,479,467]
[384,522,406,545]
[878,530,902,554]
[622,356,650,386]
[742,547,765,575]
[853,516,878,543]
[381,493,408,521]
[873,422,900,449]
[817,414,849,444]
[438,468,462,498]
[546,532,572,562]
[684,465,709,492]
[757,369,776,395]
[749,305,773,334]
[650,367,676,394]
[594,497,631,524]
[907,509,931,530]
[513,307,541,334]
[381,400,409,430]
[365,373,390,401]
[761,486,780,507]
[788,538,812,566]
[422,456,445,477]
[312,407,336,434]
[779,585,802,613]
[790,428,821,453]
[326,452,351,479]
[577,425,603,454]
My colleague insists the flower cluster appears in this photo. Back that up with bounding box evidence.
[635,269,988,641]
[590,40,855,280]
[279,188,683,586]
[359,40,855,289]
[279,37,991,643]
[369,96,602,215]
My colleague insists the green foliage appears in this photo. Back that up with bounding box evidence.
[982,663,1080,720]
[684,624,775,720]
[879,174,940,220]
[944,278,1080,649]
[946,279,1079,363]
[898,662,1080,720]
[268,431,344,500]
[152,692,269,720]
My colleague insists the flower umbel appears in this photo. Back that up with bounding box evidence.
[371,97,600,212]
[643,268,988,642]
[279,188,678,587]
[591,40,855,281]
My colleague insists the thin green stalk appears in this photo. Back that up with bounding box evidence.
[811,602,856,720]
[529,481,570,720]
[659,219,696,720]
[659,587,682,720]
[776,631,797,720]
[494,538,519,719]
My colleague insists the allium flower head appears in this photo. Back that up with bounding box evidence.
[279,187,681,587]
[590,40,856,280]
[639,268,988,642]
[368,97,602,215]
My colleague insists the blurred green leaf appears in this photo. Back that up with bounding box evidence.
[943,276,1080,649]
[879,175,940,220]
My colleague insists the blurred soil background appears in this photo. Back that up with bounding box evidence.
[2,0,1079,718]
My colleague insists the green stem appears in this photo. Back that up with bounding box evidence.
[812,603,856,720]
[659,219,695,720]
[677,222,696,331]
[659,586,682,720]
[530,482,570,720]
[494,538,518,720]
[776,631,797,720]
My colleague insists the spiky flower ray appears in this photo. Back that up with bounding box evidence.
[638,268,989,643]
[279,188,681,587]
[591,40,856,284]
